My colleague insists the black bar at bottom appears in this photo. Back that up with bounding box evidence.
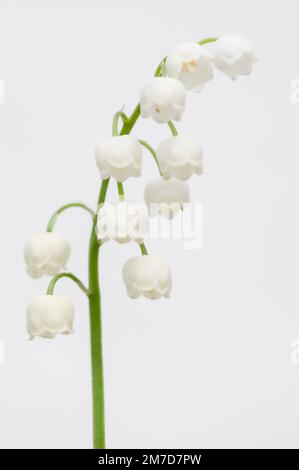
[0,449,298,466]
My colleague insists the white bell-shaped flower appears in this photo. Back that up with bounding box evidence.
[27,295,74,340]
[96,202,148,244]
[140,77,186,123]
[212,34,257,80]
[156,135,203,180]
[95,135,142,182]
[165,42,213,92]
[24,232,71,278]
[122,255,172,300]
[144,177,189,219]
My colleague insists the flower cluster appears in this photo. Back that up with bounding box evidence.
[26,34,256,340]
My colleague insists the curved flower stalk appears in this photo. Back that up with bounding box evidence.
[25,33,256,449]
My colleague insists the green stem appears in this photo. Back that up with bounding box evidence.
[167,121,178,136]
[120,103,141,135]
[47,272,90,296]
[89,103,142,448]
[112,110,128,136]
[139,243,148,256]
[117,182,125,201]
[198,37,218,46]
[154,57,166,77]
[47,202,95,232]
[88,178,109,449]
[139,140,162,176]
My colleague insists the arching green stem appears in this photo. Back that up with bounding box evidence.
[112,110,128,137]
[47,272,90,297]
[47,202,95,232]
[139,139,162,176]
[167,121,178,136]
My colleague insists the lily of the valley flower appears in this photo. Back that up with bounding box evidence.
[165,42,213,92]
[27,295,74,340]
[157,135,203,180]
[144,177,190,219]
[122,255,172,300]
[96,202,148,244]
[212,34,257,80]
[95,135,142,182]
[24,232,71,278]
[140,77,186,123]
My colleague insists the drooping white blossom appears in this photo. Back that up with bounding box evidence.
[24,232,71,278]
[144,177,190,219]
[212,34,257,80]
[165,42,213,92]
[96,202,148,244]
[140,77,186,123]
[95,135,142,182]
[122,255,172,300]
[156,135,203,180]
[27,295,74,340]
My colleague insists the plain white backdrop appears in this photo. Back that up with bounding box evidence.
[0,0,299,449]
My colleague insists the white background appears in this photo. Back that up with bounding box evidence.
[0,0,298,449]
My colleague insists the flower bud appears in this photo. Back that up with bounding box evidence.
[24,233,71,278]
[122,255,172,300]
[156,135,203,180]
[95,135,142,182]
[140,77,186,123]
[165,42,213,92]
[27,295,74,340]
[212,34,257,80]
[96,202,148,244]
[144,177,189,219]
